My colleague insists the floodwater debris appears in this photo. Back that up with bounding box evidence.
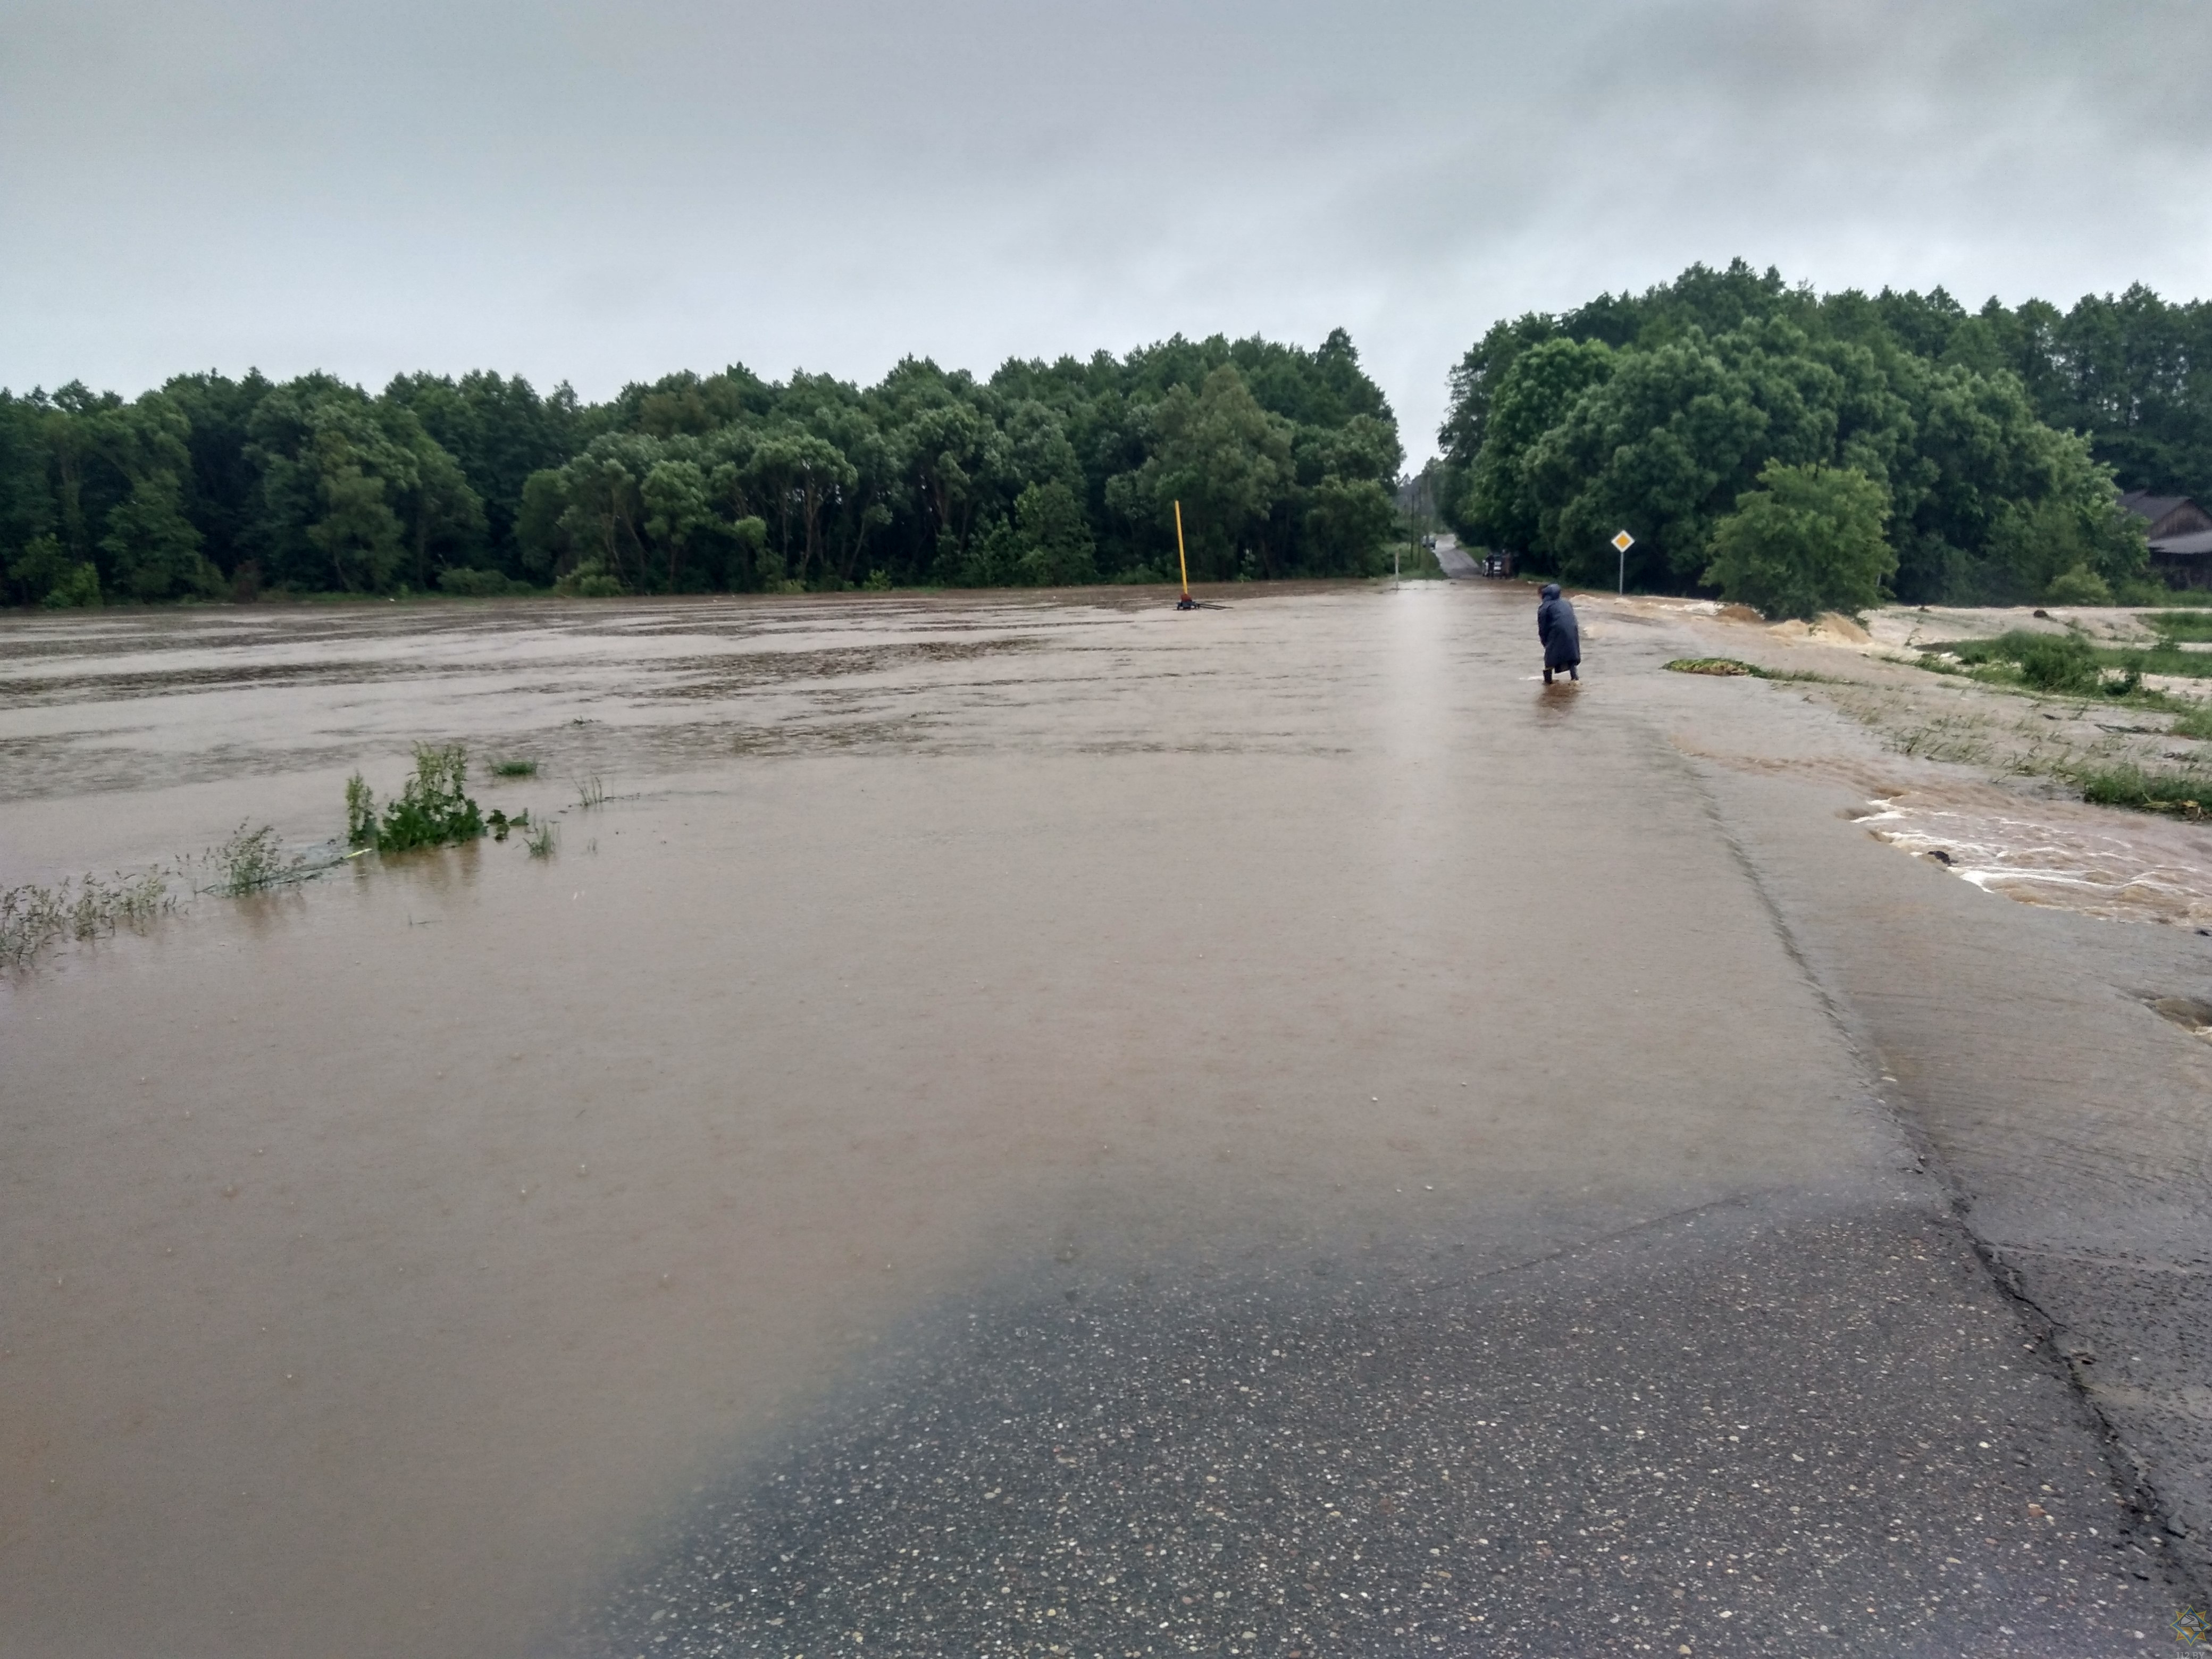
[1664,658,1767,678]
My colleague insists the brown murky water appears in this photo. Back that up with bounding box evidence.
[2,589,2195,1655]
[1857,795,2212,926]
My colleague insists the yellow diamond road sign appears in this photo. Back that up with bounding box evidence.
[1612,530,1635,552]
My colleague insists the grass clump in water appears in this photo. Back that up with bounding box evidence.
[1933,627,2207,691]
[574,774,607,809]
[524,820,558,857]
[491,757,539,778]
[1665,657,1769,677]
[346,744,485,854]
[3,869,175,966]
[1,885,65,964]
[1939,630,2105,692]
[2073,763,2212,817]
[208,823,306,894]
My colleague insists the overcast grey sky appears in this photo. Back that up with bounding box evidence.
[4,0,2208,458]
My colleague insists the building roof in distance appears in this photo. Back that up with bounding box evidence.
[2120,490,2191,521]
[2150,527,2212,558]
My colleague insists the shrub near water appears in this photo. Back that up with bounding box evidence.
[2014,632,2101,692]
[2042,565,2114,607]
[347,745,485,854]
[1703,462,1895,622]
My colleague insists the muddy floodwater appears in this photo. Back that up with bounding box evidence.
[4,588,2207,1657]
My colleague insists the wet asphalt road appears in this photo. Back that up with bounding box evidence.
[569,586,2201,1657]
[586,1198,2181,1657]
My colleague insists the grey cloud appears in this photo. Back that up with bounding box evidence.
[3,0,2207,455]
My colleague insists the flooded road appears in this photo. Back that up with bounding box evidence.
[1,588,2200,1655]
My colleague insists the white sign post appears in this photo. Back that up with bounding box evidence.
[1612,529,1635,594]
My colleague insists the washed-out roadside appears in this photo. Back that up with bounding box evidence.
[1571,586,2212,1597]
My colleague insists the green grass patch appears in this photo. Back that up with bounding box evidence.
[1924,630,2196,691]
[2171,703,2212,741]
[491,757,539,777]
[1664,657,1769,677]
[2073,764,2212,817]
[2145,609,2212,641]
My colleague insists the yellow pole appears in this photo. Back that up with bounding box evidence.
[1174,499,1191,601]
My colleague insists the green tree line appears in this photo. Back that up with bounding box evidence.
[1437,261,2211,611]
[0,332,1405,607]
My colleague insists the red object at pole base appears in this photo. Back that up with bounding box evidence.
[1176,594,1198,610]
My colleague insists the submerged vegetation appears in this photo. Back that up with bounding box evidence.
[1921,615,2212,691]
[7,742,567,969]
[2074,764,2212,816]
[1,870,174,966]
[491,757,539,777]
[202,823,309,894]
[347,745,485,854]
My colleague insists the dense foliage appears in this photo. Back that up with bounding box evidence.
[347,745,485,854]
[1,333,1403,606]
[1438,261,2207,607]
[1703,462,1895,621]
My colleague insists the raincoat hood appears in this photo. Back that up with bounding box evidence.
[1539,583,1561,600]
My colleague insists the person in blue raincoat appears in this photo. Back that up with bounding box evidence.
[1537,583,1581,683]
